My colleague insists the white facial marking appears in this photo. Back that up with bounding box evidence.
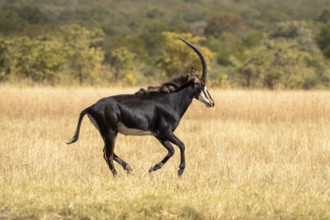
[197,85,215,107]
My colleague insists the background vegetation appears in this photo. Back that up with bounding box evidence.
[1,0,330,88]
[0,86,329,219]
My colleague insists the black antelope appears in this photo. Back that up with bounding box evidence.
[67,38,215,176]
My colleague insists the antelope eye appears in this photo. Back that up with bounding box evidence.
[194,83,202,91]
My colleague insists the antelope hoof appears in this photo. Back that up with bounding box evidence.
[148,163,163,173]
[178,168,185,176]
[125,165,133,174]
[111,169,118,176]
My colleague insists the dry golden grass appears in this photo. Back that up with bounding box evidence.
[0,85,329,219]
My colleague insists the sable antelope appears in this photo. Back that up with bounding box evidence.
[67,38,215,176]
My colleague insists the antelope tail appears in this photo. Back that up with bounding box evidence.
[67,108,89,144]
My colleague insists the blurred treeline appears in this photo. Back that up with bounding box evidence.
[1,0,330,89]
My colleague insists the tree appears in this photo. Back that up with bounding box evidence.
[57,25,106,84]
[18,6,48,24]
[0,39,12,82]
[270,21,327,88]
[236,21,328,89]
[316,23,330,58]
[205,13,246,38]
[0,25,107,84]
[317,9,330,23]
[0,37,67,83]
[239,40,318,89]
[271,21,322,56]
[109,47,137,84]
[204,13,254,68]
[0,6,27,33]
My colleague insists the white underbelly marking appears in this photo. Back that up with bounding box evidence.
[117,122,154,136]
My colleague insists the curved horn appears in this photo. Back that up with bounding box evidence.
[178,38,207,82]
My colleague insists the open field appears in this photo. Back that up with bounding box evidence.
[0,85,329,219]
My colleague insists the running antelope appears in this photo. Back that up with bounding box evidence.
[67,38,215,176]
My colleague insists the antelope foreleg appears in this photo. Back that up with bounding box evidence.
[165,134,185,176]
[149,137,175,173]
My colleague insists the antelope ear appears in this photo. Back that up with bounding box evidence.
[191,68,198,78]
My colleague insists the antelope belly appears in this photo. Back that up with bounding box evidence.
[117,122,154,136]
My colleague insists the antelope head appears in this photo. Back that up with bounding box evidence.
[179,38,215,108]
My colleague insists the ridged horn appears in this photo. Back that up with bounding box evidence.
[178,38,207,83]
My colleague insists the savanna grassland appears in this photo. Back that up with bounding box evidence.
[0,85,329,219]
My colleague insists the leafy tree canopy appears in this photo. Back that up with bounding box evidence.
[0,0,329,89]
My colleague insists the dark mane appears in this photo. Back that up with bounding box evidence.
[136,69,199,95]
[136,74,193,95]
